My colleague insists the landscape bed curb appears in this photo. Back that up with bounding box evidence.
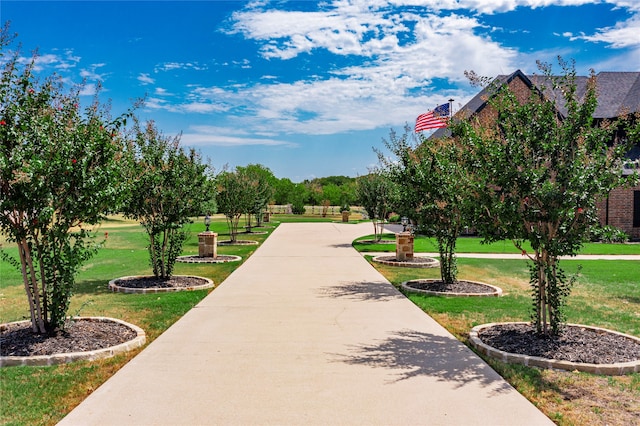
[109,275,215,294]
[402,279,503,297]
[469,322,640,375]
[217,240,259,246]
[176,255,242,264]
[0,317,146,367]
[372,255,440,268]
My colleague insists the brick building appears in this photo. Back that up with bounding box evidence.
[432,70,640,240]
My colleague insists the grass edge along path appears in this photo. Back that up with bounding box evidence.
[0,215,275,426]
[364,251,640,426]
[354,233,640,255]
[0,213,355,425]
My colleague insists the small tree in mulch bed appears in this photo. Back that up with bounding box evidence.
[453,58,640,336]
[378,125,473,285]
[236,164,275,231]
[216,169,256,243]
[356,169,394,242]
[122,119,215,279]
[0,25,133,334]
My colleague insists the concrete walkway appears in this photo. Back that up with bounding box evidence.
[59,222,552,426]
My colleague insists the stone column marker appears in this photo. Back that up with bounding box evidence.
[395,232,414,261]
[198,232,218,258]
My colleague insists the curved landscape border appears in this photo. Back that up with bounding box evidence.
[356,239,396,245]
[176,255,242,264]
[0,317,146,367]
[109,275,215,294]
[372,255,440,268]
[402,279,502,297]
[217,240,259,246]
[469,322,640,375]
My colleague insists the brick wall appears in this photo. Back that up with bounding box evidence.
[471,74,640,241]
[596,184,640,240]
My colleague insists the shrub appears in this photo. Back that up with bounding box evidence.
[589,225,629,243]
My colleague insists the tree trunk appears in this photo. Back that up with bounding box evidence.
[438,235,457,285]
[17,240,46,333]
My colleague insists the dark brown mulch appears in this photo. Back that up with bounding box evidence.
[375,255,437,265]
[478,323,640,364]
[406,280,495,293]
[114,275,208,289]
[1,319,137,357]
[358,239,396,244]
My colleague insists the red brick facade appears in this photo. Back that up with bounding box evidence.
[596,183,640,240]
[460,73,640,241]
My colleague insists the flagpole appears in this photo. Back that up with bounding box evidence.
[448,98,454,119]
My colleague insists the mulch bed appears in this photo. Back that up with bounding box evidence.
[478,323,640,364]
[114,276,207,289]
[217,240,258,245]
[375,255,436,263]
[176,255,241,263]
[357,239,396,244]
[405,280,495,294]
[1,320,137,357]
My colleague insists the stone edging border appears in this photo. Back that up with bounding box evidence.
[469,322,640,375]
[372,255,440,268]
[401,279,503,297]
[109,275,215,294]
[0,317,146,367]
[217,240,259,246]
[357,239,396,245]
[176,255,242,264]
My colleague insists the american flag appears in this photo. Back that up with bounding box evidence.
[415,103,450,132]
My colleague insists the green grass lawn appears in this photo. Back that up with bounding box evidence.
[363,252,640,425]
[354,233,640,255]
[1,217,638,426]
[0,214,269,426]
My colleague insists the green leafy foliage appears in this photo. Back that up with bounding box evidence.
[0,29,131,333]
[121,120,215,279]
[216,168,266,241]
[452,58,640,335]
[236,164,275,229]
[378,125,473,284]
[356,169,394,241]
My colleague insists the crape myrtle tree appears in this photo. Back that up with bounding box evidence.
[453,58,639,335]
[378,125,472,285]
[122,119,215,279]
[237,164,275,230]
[0,28,132,334]
[216,168,256,242]
[356,169,394,242]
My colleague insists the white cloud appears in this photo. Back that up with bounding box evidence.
[154,62,208,72]
[143,96,229,114]
[146,0,639,139]
[138,73,155,85]
[220,4,516,134]
[80,63,107,81]
[573,15,640,48]
[78,83,97,96]
[183,102,227,113]
[181,126,297,147]
[389,0,629,15]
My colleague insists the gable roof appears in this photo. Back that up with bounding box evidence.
[430,70,640,139]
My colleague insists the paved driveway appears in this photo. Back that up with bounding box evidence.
[59,222,552,425]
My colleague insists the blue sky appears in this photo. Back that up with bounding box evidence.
[2,1,639,181]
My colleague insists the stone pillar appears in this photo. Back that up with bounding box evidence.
[341,211,350,222]
[395,232,414,261]
[198,232,218,258]
[263,212,271,223]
